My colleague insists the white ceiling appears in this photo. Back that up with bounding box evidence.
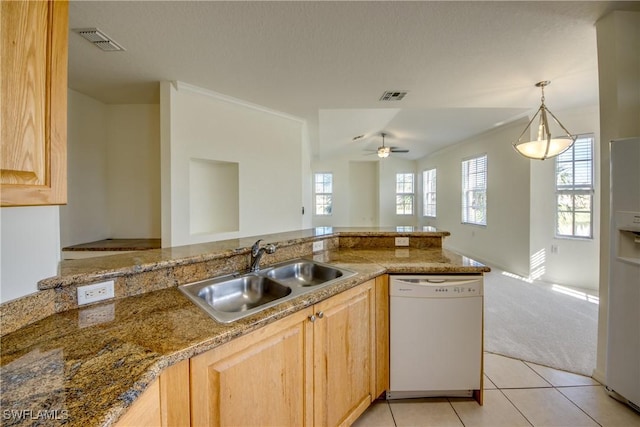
[67,1,640,161]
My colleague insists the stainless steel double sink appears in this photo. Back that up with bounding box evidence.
[179,259,356,323]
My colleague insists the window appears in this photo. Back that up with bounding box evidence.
[396,173,414,215]
[314,173,333,215]
[462,154,487,225]
[555,135,594,238]
[423,169,437,217]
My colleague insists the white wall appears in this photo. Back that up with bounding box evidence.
[594,10,640,383]
[2,90,162,304]
[161,81,308,247]
[311,155,418,228]
[529,105,600,290]
[349,161,378,226]
[0,206,60,303]
[417,120,531,277]
[60,90,109,247]
[312,158,353,227]
[301,122,313,229]
[61,90,161,247]
[106,105,161,238]
[378,157,417,227]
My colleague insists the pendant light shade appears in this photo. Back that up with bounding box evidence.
[513,81,576,160]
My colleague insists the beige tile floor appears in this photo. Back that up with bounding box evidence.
[353,353,640,427]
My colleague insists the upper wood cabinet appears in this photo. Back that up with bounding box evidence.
[1,0,68,206]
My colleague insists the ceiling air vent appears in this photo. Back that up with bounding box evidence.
[73,28,125,51]
[379,90,408,101]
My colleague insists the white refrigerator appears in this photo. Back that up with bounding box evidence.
[606,137,640,411]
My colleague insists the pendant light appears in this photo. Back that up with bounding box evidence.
[513,81,576,160]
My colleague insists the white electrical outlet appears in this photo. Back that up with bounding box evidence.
[77,280,115,305]
[313,240,324,252]
[395,237,409,247]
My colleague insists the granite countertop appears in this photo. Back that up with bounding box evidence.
[40,227,451,290]
[1,244,487,427]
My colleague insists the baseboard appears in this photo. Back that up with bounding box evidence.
[592,368,606,384]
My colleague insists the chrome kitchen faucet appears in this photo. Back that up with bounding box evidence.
[249,239,277,272]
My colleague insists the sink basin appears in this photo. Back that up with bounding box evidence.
[265,260,344,287]
[179,259,356,323]
[198,274,292,313]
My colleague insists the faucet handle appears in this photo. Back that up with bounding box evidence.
[251,239,263,256]
[265,243,277,254]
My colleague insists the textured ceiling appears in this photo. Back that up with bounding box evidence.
[67,1,640,160]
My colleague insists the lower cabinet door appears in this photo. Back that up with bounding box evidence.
[313,281,375,427]
[190,308,314,427]
[115,360,190,427]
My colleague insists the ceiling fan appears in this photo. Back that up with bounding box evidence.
[375,133,409,158]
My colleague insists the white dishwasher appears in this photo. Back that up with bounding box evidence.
[387,275,483,400]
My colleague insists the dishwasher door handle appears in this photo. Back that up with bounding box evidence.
[394,278,480,287]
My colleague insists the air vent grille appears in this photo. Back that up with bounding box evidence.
[73,28,125,51]
[379,91,408,101]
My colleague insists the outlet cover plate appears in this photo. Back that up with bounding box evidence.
[77,280,115,305]
[313,240,324,252]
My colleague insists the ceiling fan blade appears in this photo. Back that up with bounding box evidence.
[390,148,409,153]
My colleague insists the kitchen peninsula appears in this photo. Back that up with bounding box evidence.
[0,227,489,427]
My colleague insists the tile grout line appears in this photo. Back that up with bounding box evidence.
[521,356,605,426]
[386,400,399,427]
[520,359,555,388]
[446,397,466,427]
[365,354,606,427]
[484,369,536,427]
[555,386,604,427]
[496,387,535,427]
[488,362,606,427]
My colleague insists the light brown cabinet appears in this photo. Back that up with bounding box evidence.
[312,280,375,427]
[0,0,67,206]
[190,278,379,427]
[190,307,314,427]
[114,359,190,427]
[374,274,389,398]
[117,277,387,426]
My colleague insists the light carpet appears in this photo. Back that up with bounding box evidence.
[483,268,599,377]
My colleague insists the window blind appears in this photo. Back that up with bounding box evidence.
[462,154,487,225]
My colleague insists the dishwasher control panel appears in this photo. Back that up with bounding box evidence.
[390,275,483,298]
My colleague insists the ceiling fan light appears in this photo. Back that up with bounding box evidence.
[513,81,576,161]
[378,146,391,158]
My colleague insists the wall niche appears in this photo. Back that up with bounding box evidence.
[189,158,239,235]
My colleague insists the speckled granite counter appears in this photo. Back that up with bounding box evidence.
[1,229,487,427]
